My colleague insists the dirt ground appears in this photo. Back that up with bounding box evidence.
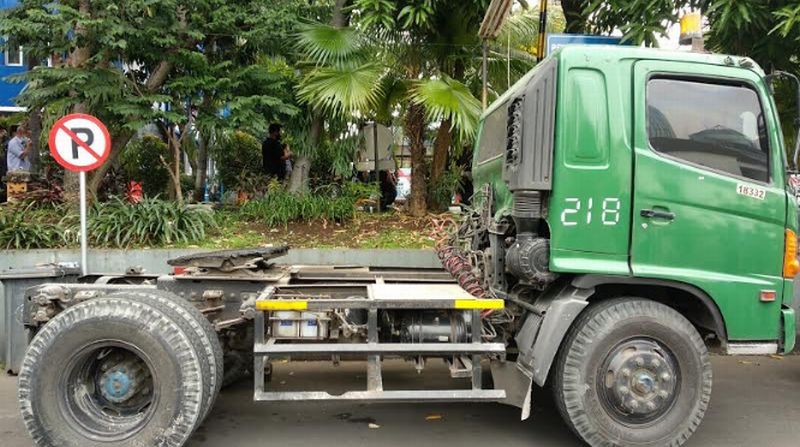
[204,211,452,250]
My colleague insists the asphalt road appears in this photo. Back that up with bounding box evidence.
[1,356,799,447]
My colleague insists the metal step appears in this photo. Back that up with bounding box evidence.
[254,389,506,403]
[254,342,506,356]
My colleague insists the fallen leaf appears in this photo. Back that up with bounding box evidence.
[738,360,753,365]
[425,414,443,421]
[769,354,784,360]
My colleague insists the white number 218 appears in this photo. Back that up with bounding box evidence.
[560,197,621,227]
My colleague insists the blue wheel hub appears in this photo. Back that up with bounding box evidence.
[103,370,133,401]
[96,354,150,404]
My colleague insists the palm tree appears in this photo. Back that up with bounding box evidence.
[296,0,564,215]
[296,9,483,215]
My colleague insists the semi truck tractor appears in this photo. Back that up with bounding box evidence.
[15,45,800,447]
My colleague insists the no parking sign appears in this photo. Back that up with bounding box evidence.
[48,113,111,172]
[48,113,111,276]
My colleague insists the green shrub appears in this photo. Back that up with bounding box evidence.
[120,135,171,197]
[239,182,377,226]
[0,204,68,249]
[429,164,463,210]
[83,198,216,247]
[213,131,262,190]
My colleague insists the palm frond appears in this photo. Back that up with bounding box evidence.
[296,23,365,66]
[297,62,385,116]
[410,76,481,140]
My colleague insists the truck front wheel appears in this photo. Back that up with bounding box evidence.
[552,298,712,447]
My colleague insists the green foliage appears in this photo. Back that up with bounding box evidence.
[410,77,481,141]
[212,131,263,190]
[296,23,366,65]
[120,136,171,197]
[583,0,683,46]
[429,163,463,209]
[0,0,302,198]
[239,182,377,226]
[298,62,385,115]
[0,113,25,133]
[82,198,216,248]
[0,205,67,249]
[1,199,215,249]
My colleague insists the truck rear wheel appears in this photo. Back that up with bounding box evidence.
[552,298,712,447]
[108,289,223,422]
[18,297,204,447]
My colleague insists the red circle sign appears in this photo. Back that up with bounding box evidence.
[48,113,111,172]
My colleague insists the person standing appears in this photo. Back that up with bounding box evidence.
[262,123,287,181]
[7,124,31,173]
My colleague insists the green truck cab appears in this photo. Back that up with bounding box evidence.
[455,45,799,445]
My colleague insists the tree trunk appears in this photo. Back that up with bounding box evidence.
[87,132,132,198]
[62,102,87,203]
[172,137,183,205]
[26,55,42,174]
[192,134,209,202]
[430,118,451,185]
[62,0,92,203]
[288,114,322,193]
[331,0,349,27]
[27,107,42,174]
[165,129,184,206]
[428,117,452,211]
[405,102,427,217]
[286,0,350,192]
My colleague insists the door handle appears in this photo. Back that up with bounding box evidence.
[640,209,675,221]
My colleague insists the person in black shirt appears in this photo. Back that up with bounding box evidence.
[262,123,287,181]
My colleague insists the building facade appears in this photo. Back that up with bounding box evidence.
[0,0,26,113]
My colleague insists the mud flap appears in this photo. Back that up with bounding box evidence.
[490,360,534,420]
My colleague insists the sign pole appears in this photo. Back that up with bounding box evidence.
[79,171,88,276]
[48,112,111,277]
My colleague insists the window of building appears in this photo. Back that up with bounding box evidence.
[4,37,23,66]
[647,78,770,183]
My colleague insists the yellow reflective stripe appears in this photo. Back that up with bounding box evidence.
[256,300,308,311]
[454,299,504,310]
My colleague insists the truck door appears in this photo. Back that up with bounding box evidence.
[630,60,787,341]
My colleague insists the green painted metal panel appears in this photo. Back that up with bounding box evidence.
[781,307,795,353]
[630,60,787,341]
[548,53,634,268]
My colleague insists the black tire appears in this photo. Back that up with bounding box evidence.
[552,298,712,447]
[222,350,253,388]
[107,290,222,422]
[18,297,204,447]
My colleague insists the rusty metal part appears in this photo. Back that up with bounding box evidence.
[167,247,289,272]
[437,245,487,297]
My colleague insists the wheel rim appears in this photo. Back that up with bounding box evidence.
[60,340,158,441]
[597,338,680,425]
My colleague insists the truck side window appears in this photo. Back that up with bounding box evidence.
[476,101,508,163]
[647,78,769,183]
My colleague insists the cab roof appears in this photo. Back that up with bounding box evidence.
[482,45,764,119]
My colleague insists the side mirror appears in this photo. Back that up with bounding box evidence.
[765,71,800,170]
